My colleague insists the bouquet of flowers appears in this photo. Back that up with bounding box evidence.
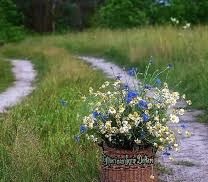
[77,61,191,152]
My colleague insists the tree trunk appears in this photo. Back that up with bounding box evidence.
[30,0,52,32]
[51,0,56,32]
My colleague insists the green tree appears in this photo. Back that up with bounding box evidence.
[97,0,149,28]
[0,0,25,43]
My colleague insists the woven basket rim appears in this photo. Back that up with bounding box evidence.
[101,142,156,153]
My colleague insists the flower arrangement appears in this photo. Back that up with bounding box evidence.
[77,61,191,153]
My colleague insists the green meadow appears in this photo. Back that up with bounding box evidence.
[58,26,208,109]
[0,40,106,181]
[0,58,14,92]
[0,26,208,181]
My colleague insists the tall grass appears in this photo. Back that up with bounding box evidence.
[0,40,106,181]
[0,58,14,92]
[55,26,208,109]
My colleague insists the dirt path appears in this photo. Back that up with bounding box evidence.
[160,109,208,182]
[0,60,36,113]
[79,56,208,182]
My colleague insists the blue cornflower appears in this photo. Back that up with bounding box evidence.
[60,99,68,107]
[167,64,173,69]
[138,100,148,110]
[80,125,88,134]
[142,113,150,122]
[127,67,137,76]
[74,135,80,142]
[93,111,100,118]
[126,90,138,103]
[163,150,171,156]
[156,78,162,85]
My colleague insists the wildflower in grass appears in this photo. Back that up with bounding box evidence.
[74,135,80,142]
[126,90,138,103]
[60,99,68,107]
[183,23,191,29]
[167,64,173,69]
[80,125,88,134]
[170,17,179,25]
[81,96,86,101]
[93,111,100,118]
[156,78,162,85]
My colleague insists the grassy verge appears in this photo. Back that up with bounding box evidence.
[0,39,106,181]
[0,58,14,92]
[54,26,208,111]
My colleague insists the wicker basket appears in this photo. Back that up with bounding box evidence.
[100,144,158,182]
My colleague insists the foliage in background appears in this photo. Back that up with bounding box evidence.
[150,0,208,25]
[1,0,207,32]
[0,0,25,43]
[97,0,149,28]
[96,0,208,28]
[54,1,76,32]
[14,0,104,32]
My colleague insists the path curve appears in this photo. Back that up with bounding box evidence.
[79,56,208,182]
[0,60,36,113]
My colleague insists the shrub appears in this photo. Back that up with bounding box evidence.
[97,0,149,28]
[0,0,25,44]
[146,0,208,25]
[96,0,208,28]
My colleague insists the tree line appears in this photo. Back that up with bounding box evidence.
[0,0,208,43]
